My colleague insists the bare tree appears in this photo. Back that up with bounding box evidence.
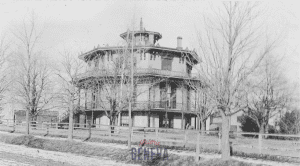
[187,80,215,133]
[56,50,85,140]
[195,2,278,159]
[11,13,55,135]
[0,36,10,112]
[245,55,290,137]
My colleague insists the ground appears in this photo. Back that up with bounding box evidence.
[0,140,137,166]
[0,131,298,166]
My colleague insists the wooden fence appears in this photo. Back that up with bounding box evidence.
[1,119,300,161]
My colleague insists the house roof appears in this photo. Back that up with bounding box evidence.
[78,45,200,64]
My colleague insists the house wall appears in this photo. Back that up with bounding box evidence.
[133,114,148,127]
[176,86,183,108]
[149,53,161,69]
[173,114,182,129]
[172,56,186,73]
[136,84,149,102]
[136,51,149,69]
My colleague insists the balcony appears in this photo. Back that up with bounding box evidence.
[84,101,197,113]
[76,68,198,80]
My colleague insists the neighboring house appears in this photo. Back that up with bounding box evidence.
[206,111,243,132]
[14,110,59,124]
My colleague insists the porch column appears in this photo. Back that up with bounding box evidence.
[196,115,200,130]
[118,113,121,126]
[181,112,184,129]
[92,111,94,124]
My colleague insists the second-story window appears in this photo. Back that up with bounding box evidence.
[107,51,110,61]
[95,57,99,68]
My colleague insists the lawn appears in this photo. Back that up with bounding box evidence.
[0,133,262,166]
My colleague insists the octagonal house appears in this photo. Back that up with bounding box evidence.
[75,19,202,130]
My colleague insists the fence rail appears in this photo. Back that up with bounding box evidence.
[0,119,300,161]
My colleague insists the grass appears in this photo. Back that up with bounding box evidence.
[0,133,262,166]
[87,137,300,164]
[1,127,299,164]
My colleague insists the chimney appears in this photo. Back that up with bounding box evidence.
[177,36,182,50]
[140,18,143,31]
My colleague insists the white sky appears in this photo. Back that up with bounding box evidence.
[0,0,299,85]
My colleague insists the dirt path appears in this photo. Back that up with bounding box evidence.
[0,142,138,166]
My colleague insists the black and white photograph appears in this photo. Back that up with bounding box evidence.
[0,0,299,165]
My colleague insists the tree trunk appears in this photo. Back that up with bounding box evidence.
[31,115,37,130]
[221,115,231,160]
[109,118,115,135]
[26,109,30,135]
[259,123,265,139]
[68,97,74,140]
[265,123,269,139]
[87,119,91,140]
[201,120,206,135]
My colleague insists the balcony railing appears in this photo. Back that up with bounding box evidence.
[76,68,199,80]
[84,101,197,112]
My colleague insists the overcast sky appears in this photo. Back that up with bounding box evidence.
[0,0,299,85]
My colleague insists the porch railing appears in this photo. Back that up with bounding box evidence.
[77,68,199,80]
[84,101,195,112]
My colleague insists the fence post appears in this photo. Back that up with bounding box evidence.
[12,120,15,133]
[46,124,49,136]
[195,131,200,162]
[218,131,221,152]
[131,127,133,142]
[184,130,188,146]
[143,127,146,140]
[155,128,159,142]
[258,133,262,154]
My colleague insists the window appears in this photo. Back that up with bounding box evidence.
[154,54,156,60]
[150,54,153,60]
[144,52,146,60]
[161,58,172,71]
[121,114,129,126]
[100,55,104,62]
[94,58,99,68]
